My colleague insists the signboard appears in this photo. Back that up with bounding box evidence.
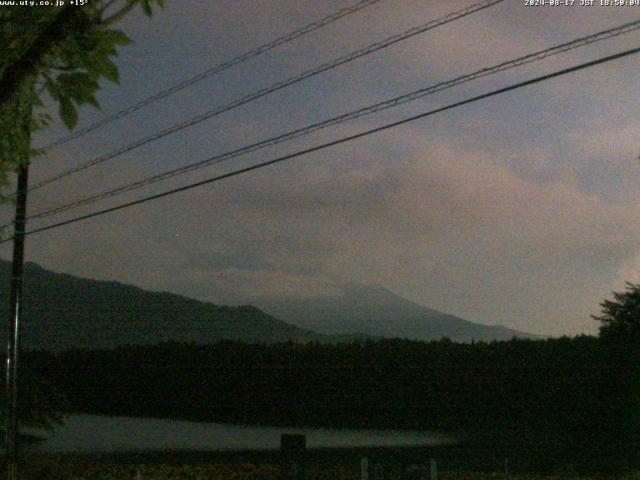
[281,434,306,453]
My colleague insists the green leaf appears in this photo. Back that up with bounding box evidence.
[142,0,153,16]
[57,72,91,91]
[94,56,120,84]
[56,72,100,106]
[96,28,132,47]
[59,97,78,130]
[45,79,61,100]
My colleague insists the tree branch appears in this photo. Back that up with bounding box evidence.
[102,0,138,25]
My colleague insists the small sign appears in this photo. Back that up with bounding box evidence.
[281,434,306,453]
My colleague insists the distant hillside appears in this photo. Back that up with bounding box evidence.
[253,284,539,343]
[0,261,326,351]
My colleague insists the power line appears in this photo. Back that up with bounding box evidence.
[6,44,639,243]
[27,0,504,193]
[24,19,640,223]
[37,0,384,152]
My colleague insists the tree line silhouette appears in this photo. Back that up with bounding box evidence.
[18,333,636,471]
[8,283,640,473]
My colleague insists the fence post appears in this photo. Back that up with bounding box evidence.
[430,459,437,480]
[361,457,369,480]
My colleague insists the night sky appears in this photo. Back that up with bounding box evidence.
[2,0,640,337]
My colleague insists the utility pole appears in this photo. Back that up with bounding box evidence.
[4,120,30,480]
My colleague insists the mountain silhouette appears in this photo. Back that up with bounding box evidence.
[0,261,536,351]
[0,260,324,351]
[253,283,539,342]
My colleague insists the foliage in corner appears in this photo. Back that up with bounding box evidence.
[592,281,640,342]
[0,0,164,427]
[0,0,164,189]
[592,282,640,469]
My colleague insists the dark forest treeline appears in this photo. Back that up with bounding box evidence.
[21,335,640,470]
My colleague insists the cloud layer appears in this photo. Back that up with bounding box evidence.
[3,0,640,337]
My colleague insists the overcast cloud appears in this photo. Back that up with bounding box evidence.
[2,0,640,336]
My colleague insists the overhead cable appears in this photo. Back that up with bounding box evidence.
[25,18,640,223]
[27,0,504,193]
[6,44,638,242]
[37,0,384,152]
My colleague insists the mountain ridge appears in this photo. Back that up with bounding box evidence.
[0,260,538,350]
[0,260,327,351]
[252,283,539,342]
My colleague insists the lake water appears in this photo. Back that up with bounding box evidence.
[23,414,455,453]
